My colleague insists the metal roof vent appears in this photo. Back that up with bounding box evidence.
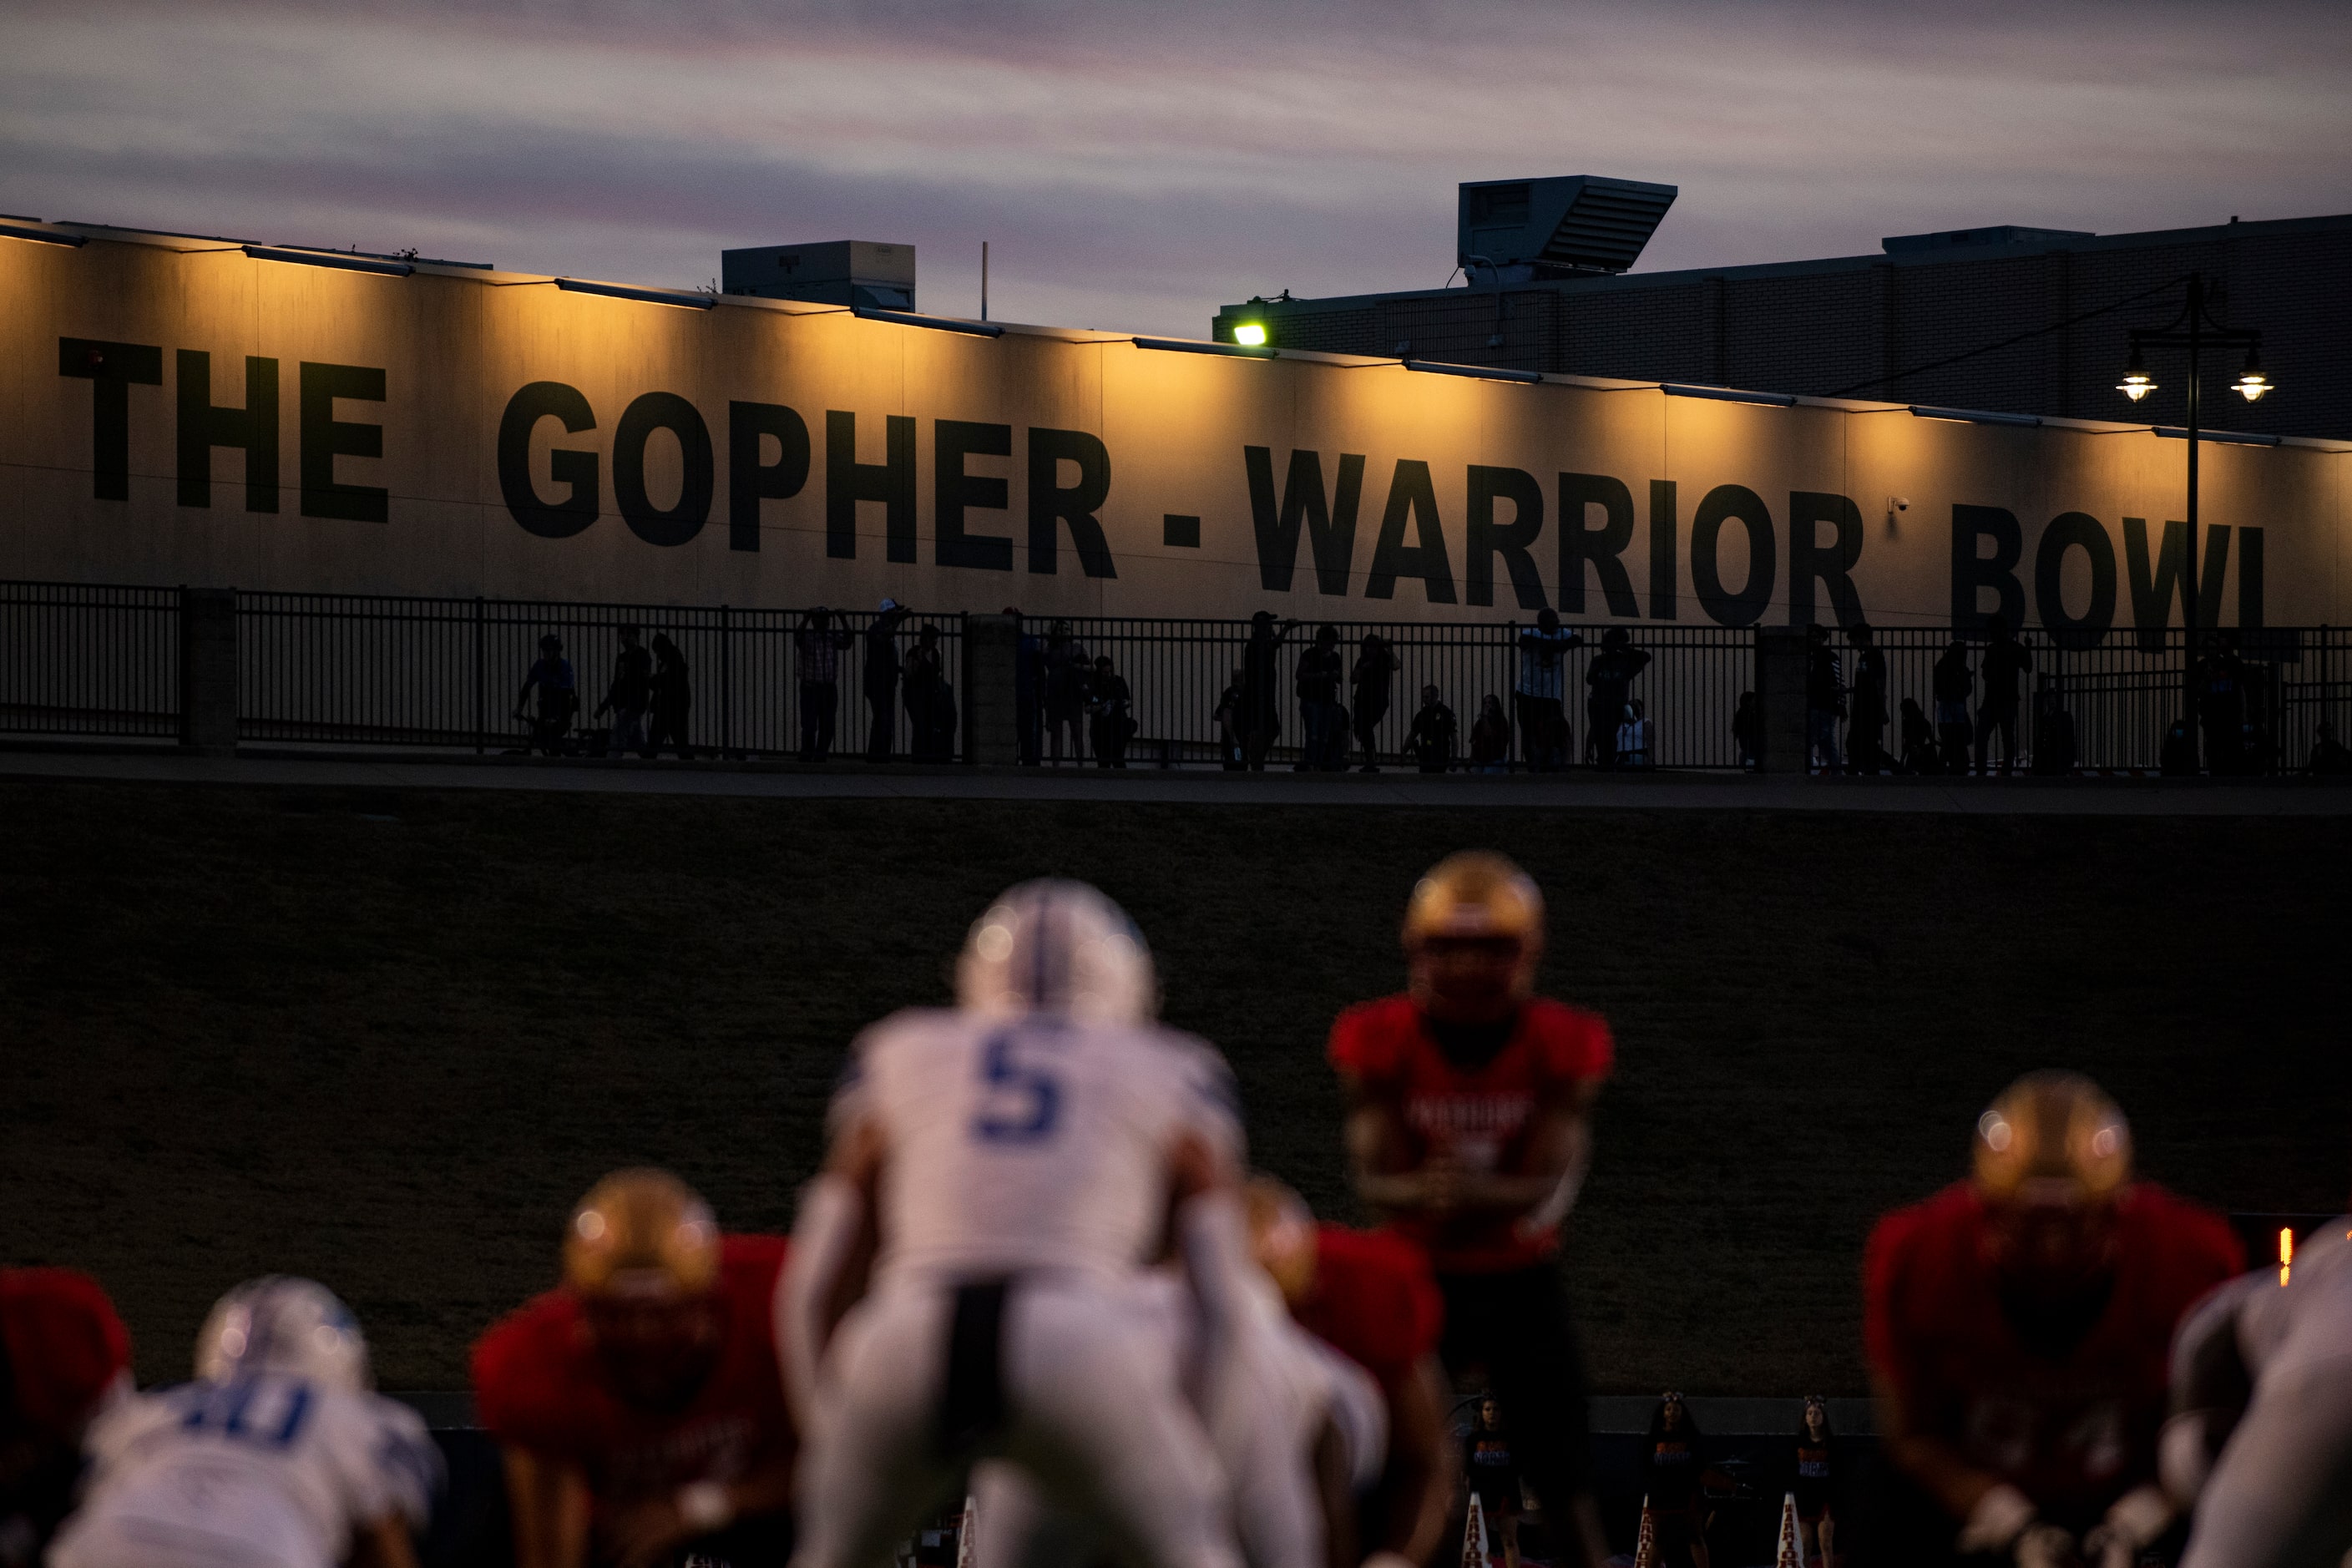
[1458,175,1677,280]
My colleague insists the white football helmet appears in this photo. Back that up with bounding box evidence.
[955,879,1157,1024]
[195,1277,372,1392]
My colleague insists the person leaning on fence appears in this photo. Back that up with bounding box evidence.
[1213,665,1247,770]
[903,622,951,761]
[1584,627,1651,769]
[1085,653,1135,767]
[646,632,692,760]
[1404,685,1457,773]
[862,599,912,762]
[1975,615,2031,775]
[1242,611,1296,770]
[1351,630,1402,772]
[795,607,856,763]
[1931,639,1973,776]
[2194,627,2250,775]
[595,624,654,758]
[1470,693,1512,773]
[513,633,579,756]
[1042,618,1090,764]
[1515,608,1580,771]
[1803,623,1845,772]
[1846,621,1889,774]
[1296,621,1348,771]
[1898,697,1940,775]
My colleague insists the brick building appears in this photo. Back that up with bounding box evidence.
[1211,204,2352,440]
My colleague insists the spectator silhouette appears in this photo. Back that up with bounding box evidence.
[1616,696,1651,768]
[2194,628,2249,775]
[646,632,692,759]
[1641,1393,1712,1568]
[1351,631,1401,772]
[1898,698,1939,775]
[1846,621,1888,774]
[2030,687,2077,775]
[863,599,912,761]
[595,624,653,758]
[1462,1398,1523,1568]
[2310,720,2352,776]
[1043,619,1091,765]
[513,633,578,756]
[1931,639,1973,776]
[1009,609,1044,766]
[796,608,856,762]
[1586,628,1651,768]
[1405,685,1458,773]
[1296,623,1348,771]
[1213,666,1247,770]
[1241,612,1295,771]
[1515,608,1580,770]
[1469,693,1511,773]
[1976,615,2031,774]
[1804,623,1844,772]
[1086,654,1134,767]
[903,623,950,761]
[1732,690,1758,769]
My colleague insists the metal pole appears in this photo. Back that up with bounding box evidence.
[473,595,485,753]
[2185,272,2203,761]
[981,241,989,323]
[721,605,734,759]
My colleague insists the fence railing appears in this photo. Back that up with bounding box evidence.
[3,580,2347,773]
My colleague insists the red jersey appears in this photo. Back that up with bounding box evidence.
[472,1235,794,1510]
[0,1267,131,1442]
[1864,1181,2242,1525]
[1328,994,1613,1272]
[1294,1223,1444,1394]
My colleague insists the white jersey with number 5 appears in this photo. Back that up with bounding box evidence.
[53,1374,440,1568]
[837,1009,1244,1289]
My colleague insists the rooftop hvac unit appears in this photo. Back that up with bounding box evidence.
[1457,175,1677,280]
[721,240,915,308]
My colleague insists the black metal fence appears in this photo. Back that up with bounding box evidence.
[3,580,2348,773]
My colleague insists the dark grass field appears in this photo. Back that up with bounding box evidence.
[3,778,2345,1395]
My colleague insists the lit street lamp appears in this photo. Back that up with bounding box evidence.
[2116,271,2274,766]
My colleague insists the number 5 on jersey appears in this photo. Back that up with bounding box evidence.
[972,1030,1060,1143]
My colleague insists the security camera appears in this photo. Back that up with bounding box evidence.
[1889,496,1910,513]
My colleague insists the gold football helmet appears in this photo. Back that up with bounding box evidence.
[563,1168,721,1299]
[1403,851,1545,999]
[1972,1071,2133,1205]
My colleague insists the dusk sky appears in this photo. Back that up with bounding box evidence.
[8,0,2350,337]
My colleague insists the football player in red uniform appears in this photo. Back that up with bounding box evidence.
[1247,1177,1454,1568]
[1864,1072,2242,1567]
[1327,852,1613,1568]
[473,1170,797,1568]
[0,1267,132,1568]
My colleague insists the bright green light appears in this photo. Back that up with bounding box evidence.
[1232,322,1267,347]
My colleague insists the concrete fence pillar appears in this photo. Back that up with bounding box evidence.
[963,614,1019,766]
[1753,627,1808,774]
[179,586,238,754]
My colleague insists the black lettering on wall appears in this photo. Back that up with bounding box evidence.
[2123,518,2231,649]
[1243,447,1363,594]
[1648,479,1677,620]
[611,392,712,548]
[2238,527,2263,630]
[2033,512,2117,649]
[826,412,917,562]
[1556,472,1636,617]
[57,337,162,501]
[299,362,387,523]
[1690,483,1775,627]
[1788,491,1864,628]
[936,420,1014,572]
[1027,428,1115,578]
[1363,460,1457,604]
[1949,504,2025,633]
[175,351,279,512]
[726,402,809,553]
[1466,467,1547,610]
[498,381,599,539]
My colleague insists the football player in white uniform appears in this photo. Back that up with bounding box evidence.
[781,880,1252,1568]
[2165,1217,2352,1568]
[49,1277,440,1568]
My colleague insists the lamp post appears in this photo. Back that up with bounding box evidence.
[2116,271,2272,766]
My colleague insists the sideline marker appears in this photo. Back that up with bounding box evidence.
[1776,1491,1803,1568]
[1632,1496,1657,1568]
[955,1495,977,1568]
[1461,1492,1489,1568]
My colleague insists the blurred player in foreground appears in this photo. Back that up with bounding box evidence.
[1247,1178,1454,1568]
[1864,1071,2241,1567]
[0,1267,130,1567]
[1328,852,1613,1568]
[49,1277,438,1568]
[2165,1210,2352,1568]
[781,880,1253,1568]
[473,1169,797,1568]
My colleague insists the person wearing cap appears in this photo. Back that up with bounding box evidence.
[863,600,913,762]
[472,1170,797,1568]
[0,1267,132,1565]
[1583,628,1650,770]
[795,609,855,763]
[1864,1072,2242,1567]
[1327,852,1615,1568]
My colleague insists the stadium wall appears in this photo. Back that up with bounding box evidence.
[5,223,2348,630]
